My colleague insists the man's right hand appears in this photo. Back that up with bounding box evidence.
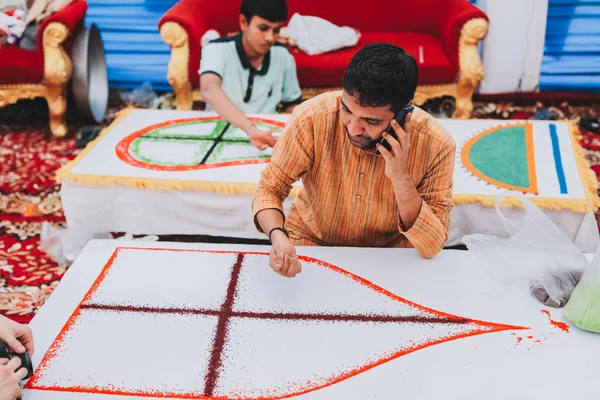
[0,358,27,400]
[246,126,278,150]
[270,231,302,278]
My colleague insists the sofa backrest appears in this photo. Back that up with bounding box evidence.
[287,0,436,33]
[218,0,437,34]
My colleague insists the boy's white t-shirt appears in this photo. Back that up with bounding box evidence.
[199,33,302,114]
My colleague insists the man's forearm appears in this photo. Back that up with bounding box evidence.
[202,86,254,132]
[392,175,422,230]
[255,208,286,239]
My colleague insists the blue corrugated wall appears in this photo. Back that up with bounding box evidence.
[540,0,600,92]
[85,0,175,90]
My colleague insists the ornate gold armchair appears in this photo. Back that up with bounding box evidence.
[0,0,88,137]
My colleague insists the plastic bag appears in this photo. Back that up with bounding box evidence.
[462,192,589,307]
[564,245,600,333]
[120,82,157,108]
[40,223,159,267]
[40,222,111,267]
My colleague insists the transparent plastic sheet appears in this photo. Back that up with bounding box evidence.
[462,192,589,307]
[564,245,600,333]
[40,223,158,267]
[119,82,157,108]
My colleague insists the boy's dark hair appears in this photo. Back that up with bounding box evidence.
[240,0,288,23]
[342,43,418,113]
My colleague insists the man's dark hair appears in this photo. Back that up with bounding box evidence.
[342,43,418,113]
[240,0,288,23]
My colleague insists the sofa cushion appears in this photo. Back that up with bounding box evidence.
[0,46,43,84]
[291,32,457,88]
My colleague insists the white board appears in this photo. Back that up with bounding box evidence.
[23,240,600,399]
[62,109,590,203]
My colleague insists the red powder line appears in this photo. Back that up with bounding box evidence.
[78,303,472,325]
[541,310,570,333]
[25,248,123,389]
[80,304,221,316]
[273,327,523,400]
[294,254,529,332]
[25,384,228,399]
[204,253,244,397]
[111,247,529,331]
[28,325,527,400]
[230,311,471,325]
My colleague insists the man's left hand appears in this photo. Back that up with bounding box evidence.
[376,113,412,182]
[0,315,34,356]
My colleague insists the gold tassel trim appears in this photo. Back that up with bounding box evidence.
[453,194,591,213]
[58,172,302,196]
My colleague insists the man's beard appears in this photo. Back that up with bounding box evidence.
[346,130,378,150]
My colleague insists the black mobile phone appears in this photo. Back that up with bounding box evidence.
[377,105,414,154]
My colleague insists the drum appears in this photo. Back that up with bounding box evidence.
[71,23,108,123]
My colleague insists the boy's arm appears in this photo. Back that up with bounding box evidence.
[200,74,276,149]
[199,43,278,149]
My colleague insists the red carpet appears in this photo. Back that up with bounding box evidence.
[0,128,78,322]
[0,96,598,323]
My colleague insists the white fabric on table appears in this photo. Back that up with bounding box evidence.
[285,13,360,55]
[57,182,599,260]
[52,110,600,260]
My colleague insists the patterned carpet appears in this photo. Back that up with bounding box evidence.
[0,93,599,323]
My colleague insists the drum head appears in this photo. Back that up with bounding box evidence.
[71,24,108,123]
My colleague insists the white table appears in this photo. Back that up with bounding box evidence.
[54,109,600,259]
[24,240,600,399]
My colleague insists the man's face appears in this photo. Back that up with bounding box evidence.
[240,15,284,55]
[340,91,396,150]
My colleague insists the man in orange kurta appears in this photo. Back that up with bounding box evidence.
[253,43,456,277]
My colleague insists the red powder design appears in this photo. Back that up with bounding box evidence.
[204,253,244,397]
[115,116,285,172]
[26,247,529,399]
[541,310,570,333]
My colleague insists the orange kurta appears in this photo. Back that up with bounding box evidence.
[252,91,456,258]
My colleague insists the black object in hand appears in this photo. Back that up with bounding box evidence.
[377,105,414,154]
[0,340,33,380]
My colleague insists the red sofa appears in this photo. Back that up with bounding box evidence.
[0,1,87,137]
[160,0,488,118]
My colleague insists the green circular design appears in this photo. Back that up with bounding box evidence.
[129,119,281,166]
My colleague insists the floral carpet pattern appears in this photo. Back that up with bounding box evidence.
[0,129,76,322]
[0,94,598,322]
